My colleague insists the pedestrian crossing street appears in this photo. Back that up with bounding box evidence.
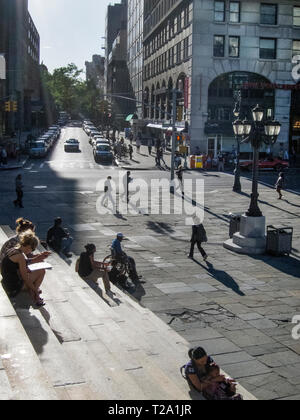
[25,160,116,172]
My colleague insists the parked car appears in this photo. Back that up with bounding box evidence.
[240,157,289,171]
[90,130,101,138]
[64,138,80,153]
[29,140,48,158]
[92,138,110,148]
[93,144,114,164]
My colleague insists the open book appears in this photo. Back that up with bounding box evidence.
[28,262,53,272]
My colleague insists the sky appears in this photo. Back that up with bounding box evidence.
[28,0,113,75]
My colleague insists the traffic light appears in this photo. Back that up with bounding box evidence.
[12,101,17,112]
[4,101,10,112]
[176,106,183,122]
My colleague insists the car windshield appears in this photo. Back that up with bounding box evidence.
[97,145,111,152]
[66,139,78,144]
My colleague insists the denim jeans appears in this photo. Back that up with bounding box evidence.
[61,237,73,253]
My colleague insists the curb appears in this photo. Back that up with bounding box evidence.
[0,156,28,171]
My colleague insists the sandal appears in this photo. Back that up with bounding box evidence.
[35,298,45,307]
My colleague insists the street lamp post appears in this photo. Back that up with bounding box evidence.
[232,90,242,193]
[224,104,281,255]
[233,104,281,217]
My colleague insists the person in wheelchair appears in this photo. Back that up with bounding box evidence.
[111,233,141,282]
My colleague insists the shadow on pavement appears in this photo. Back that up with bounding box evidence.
[192,260,246,297]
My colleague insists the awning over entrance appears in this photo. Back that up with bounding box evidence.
[147,123,185,132]
[125,114,134,121]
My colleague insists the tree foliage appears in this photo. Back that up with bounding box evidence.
[42,63,102,119]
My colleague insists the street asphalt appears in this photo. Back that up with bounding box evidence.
[1,126,300,400]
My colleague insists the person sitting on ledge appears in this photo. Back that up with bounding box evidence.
[203,365,242,400]
[76,244,111,295]
[181,347,230,396]
[47,217,73,258]
[1,230,50,307]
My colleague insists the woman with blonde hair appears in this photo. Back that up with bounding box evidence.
[1,231,50,306]
[0,218,35,266]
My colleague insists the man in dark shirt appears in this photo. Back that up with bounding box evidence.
[111,233,141,282]
[47,217,73,257]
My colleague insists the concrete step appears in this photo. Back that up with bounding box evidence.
[13,300,86,389]
[0,226,256,400]
[63,340,147,400]
[0,230,60,400]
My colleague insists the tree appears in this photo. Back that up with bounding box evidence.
[42,63,103,120]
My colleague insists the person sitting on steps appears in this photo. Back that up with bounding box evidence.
[46,217,73,258]
[1,230,50,307]
[76,243,112,295]
[0,218,35,267]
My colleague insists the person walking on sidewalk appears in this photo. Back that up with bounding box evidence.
[188,220,208,261]
[217,153,225,172]
[128,144,133,160]
[136,132,142,154]
[275,172,285,200]
[1,147,7,165]
[13,174,24,208]
[101,176,115,209]
[176,165,185,199]
[148,137,153,155]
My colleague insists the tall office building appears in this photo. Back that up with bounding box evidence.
[0,0,41,135]
[104,0,128,96]
[143,0,300,156]
[127,0,144,118]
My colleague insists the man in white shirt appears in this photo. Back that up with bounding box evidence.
[101,176,115,210]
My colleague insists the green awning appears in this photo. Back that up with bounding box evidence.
[125,114,134,122]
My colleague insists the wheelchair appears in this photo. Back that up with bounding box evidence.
[103,248,130,277]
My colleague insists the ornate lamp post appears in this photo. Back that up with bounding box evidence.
[232,90,242,193]
[224,104,281,255]
[233,104,281,217]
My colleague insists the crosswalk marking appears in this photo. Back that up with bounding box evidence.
[26,161,115,171]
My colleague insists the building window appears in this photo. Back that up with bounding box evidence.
[261,4,277,25]
[260,38,277,59]
[229,2,240,23]
[229,36,240,57]
[214,1,225,22]
[293,40,300,57]
[214,35,225,57]
[294,6,300,26]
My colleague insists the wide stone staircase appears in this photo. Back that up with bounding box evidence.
[0,225,256,400]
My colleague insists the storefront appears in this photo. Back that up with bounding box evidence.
[205,71,275,157]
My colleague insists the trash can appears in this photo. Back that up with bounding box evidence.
[266,225,293,256]
[195,155,203,169]
[229,213,242,238]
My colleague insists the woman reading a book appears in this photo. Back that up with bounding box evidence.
[1,230,50,307]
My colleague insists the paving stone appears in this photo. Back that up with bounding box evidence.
[248,319,278,330]
[187,337,241,355]
[213,351,255,366]
[181,327,223,341]
[221,360,272,379]
[273,363,300,379]
[257,351,300,368]
[224,329,276,348]
[238,313,264,321]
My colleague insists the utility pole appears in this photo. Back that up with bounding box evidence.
[170,89,177,194]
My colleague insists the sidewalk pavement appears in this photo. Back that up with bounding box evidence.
[59,173,300,400]
[119,140,173,171]
[0,155,28,171]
